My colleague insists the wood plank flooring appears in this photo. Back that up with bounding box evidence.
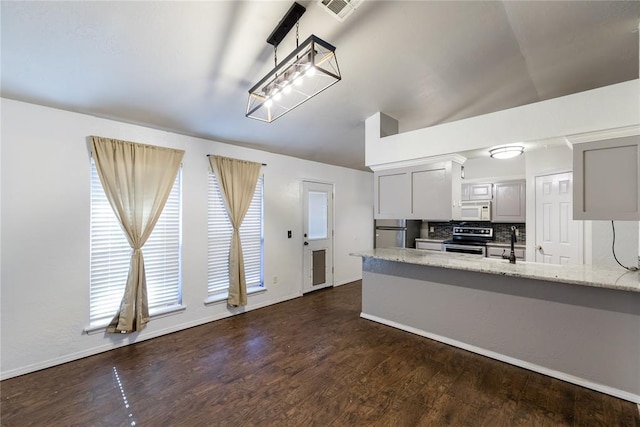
[2,281,639,426]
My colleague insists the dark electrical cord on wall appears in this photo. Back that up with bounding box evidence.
[611,221,639,271]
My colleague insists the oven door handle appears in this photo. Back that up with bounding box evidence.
[443,244,485,256]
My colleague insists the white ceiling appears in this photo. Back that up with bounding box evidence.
[2,1,639,170]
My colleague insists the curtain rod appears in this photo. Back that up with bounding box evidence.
[206,154,266,166]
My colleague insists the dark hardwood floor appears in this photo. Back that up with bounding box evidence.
[2,281,639,426]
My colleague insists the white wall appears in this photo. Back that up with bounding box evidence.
[462,155,525,182]
[590,221,639,269]
[0,98,374,379]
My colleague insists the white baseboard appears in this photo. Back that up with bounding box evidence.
[360,312,640,404]
[0,292,302,380]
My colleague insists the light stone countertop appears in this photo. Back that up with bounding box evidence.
[351,248,640,293]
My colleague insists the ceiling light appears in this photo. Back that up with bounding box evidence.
[246,3,341,123]
[489,145,525,159]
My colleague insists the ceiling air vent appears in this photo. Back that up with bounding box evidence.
[317,0,363,22]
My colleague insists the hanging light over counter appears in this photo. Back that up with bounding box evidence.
[246,3,341,123]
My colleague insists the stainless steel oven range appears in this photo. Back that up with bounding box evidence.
[442,226,493,256]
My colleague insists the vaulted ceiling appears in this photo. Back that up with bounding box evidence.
[2,1,639,170]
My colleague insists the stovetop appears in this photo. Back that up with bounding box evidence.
[444,226,494,246]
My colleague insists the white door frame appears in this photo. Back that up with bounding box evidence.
[533,170,584,264]
[302,180,335,294]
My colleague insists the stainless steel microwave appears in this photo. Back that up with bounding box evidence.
[460,201,491,221]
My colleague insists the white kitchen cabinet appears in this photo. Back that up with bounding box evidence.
[461,183,493,201]
[573,135,640,220]
[374,160,462,220]
[411,161,462,220]
[416,241,443,251]
[492,180,526,222]
[486,245,525,260]
[374,171,410,219]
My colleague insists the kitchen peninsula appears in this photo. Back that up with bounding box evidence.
[352,248,640,403]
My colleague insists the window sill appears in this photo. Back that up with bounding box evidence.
[83,304,187,335]
[204,285,267,306]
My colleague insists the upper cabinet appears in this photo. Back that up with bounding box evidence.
[573,135,640,221]
[412,161,462,220]
[492,180,526,222]
[374,156,527,222]
[374,160,462,220]
[375,171,411,218]
[461,183,493,201]
[459,179,525,222]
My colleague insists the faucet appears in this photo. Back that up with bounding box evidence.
[502,226,517,264]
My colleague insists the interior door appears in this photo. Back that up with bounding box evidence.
[535,172,583,264]
[302,181,334,294]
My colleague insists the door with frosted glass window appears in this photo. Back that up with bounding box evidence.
[302,181,334,293]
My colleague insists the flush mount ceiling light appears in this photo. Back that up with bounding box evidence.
[489,145,525,160]
[246,2,341,123]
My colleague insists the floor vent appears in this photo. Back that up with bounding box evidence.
[317,0,363,22]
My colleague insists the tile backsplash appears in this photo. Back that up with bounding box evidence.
[422,221,526,244]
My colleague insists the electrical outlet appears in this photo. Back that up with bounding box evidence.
[429,227,435,233]
[272,276,278,284]
[515,229,519,237]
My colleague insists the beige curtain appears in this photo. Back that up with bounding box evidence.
[91,136,184,333]
[209,155,262,307]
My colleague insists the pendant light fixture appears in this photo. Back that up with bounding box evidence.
[246,2,342,123]
[489,145,525,159]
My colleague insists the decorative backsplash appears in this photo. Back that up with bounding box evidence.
[423,221,526,244]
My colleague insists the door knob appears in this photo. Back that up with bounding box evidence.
[536,245,543,252]
[304,241,309,246]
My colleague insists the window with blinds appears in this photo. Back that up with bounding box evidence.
[89,161,182,328]
[208,172,263,297]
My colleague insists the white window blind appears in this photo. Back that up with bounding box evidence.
[208,172,263,296]
[89,161,182,328]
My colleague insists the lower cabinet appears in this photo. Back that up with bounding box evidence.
[416,241,443,251]
[486,245,525,261]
